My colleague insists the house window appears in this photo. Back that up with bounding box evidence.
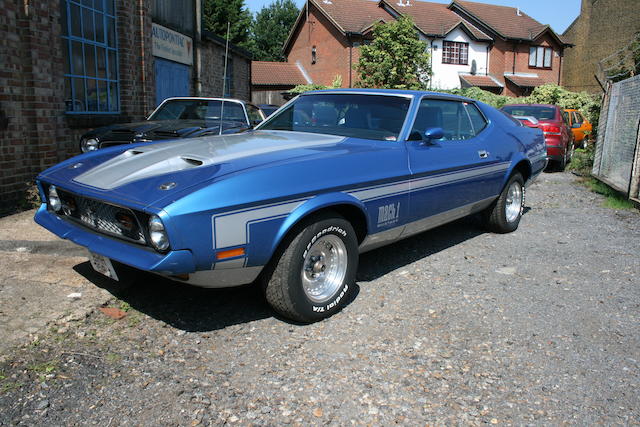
[61,0,119,113]
[529,46,553,69]
[311,46,317,64]
[442,41,469,65]
[223,56,233,97]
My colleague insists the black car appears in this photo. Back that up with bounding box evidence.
[80,97,266,152]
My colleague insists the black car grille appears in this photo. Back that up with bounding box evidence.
[57,189,147,244]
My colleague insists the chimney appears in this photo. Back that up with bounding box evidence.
[397,0,405,6]
[405,0,411,5]
[516,7,522,16]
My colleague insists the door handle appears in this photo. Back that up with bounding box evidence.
[478,150,489,159]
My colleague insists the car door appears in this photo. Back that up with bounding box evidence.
[403,97,503,233]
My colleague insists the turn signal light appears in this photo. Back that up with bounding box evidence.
[216,247,245,260]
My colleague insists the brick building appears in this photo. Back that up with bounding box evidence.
[562,0,640,93]
[0,0,251,212]
[258,0,570,97]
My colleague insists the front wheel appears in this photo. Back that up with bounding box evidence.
[262,214,359,323]
[483,172,525,233]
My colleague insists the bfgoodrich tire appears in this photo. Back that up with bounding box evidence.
[262,214,359,323]
[484,172,525,234]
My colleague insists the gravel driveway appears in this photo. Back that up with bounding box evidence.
[0,171,638,425]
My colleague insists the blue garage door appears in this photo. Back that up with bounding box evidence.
[154,58,190,106]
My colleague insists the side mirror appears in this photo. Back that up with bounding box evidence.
[424,127,444,141]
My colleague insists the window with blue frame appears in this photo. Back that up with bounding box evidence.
[61,0,119,113]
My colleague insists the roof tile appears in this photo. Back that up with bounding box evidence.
[504,74,545,87]
[453,0,562,42]
[459,74,503,88]
[251,61,309,86]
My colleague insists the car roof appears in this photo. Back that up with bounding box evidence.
[161,97,246,104]
[304,88,474,102]
[503,103,559,109]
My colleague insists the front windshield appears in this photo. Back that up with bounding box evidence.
[149,99,247,122]
[502,105,556,121]
[258,93,411,141]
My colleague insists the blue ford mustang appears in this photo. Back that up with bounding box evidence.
[35,89,546,322]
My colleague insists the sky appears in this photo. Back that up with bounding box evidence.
[245,0,581,34]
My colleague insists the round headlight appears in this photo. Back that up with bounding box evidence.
[148,215,169,251]
[48,185,62,212]
[81,138,99,153]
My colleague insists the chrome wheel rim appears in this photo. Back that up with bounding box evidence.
[301,235,348,303]
[505,182,523,223]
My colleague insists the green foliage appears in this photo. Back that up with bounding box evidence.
[439,87,520,109]
[289,75,343,94]
[587,178,638,211]
[567,146,595,176]
[203,0,253,50]
[525,84,600,126]
[250,0,299,61]
[355,16,431,90]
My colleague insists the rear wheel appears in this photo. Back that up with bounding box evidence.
[484,172,525,233]
[262,214,358,323]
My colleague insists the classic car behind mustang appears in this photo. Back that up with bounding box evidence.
[79,97,266,153]
[35,89,546,322]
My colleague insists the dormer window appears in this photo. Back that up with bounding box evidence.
[529,46,552,69]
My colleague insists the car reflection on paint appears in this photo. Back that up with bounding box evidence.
[79,97,267,153]
[35,89,546,323]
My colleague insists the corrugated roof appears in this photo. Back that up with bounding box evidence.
[459,74,503,88]
[251,61,309,86]
[452,1,565,43]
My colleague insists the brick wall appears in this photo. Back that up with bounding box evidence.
[285,3,353,87]
[199,38,251,101]
[563,0,640,93]
[0,0,154,213]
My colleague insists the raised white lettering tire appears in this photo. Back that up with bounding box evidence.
[262,213,358,323]
[484,172,525,234]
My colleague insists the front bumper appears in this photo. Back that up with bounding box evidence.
[35,204,263,287]
[35,204,195,274]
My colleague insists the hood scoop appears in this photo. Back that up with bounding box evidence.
[74,147,212,190]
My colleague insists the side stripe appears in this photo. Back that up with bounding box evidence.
[210,161,512,251]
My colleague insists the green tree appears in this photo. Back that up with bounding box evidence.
[251,0,299,61]
[355,16,431,90]
[203,0,253,50]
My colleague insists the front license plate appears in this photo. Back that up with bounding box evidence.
[88,251,119,281]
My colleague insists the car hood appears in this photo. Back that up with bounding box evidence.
[41,131,346,209]
[87,119,248,141]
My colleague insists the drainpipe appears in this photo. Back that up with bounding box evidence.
[512,42,516,75]
[193,0,202,95]
[558,50,563,85]
[139,0,149,114]
[485,44,489,76]
[429,39,434,89]
[349,43,352,88]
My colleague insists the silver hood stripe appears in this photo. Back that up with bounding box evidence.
[73,131,345,190]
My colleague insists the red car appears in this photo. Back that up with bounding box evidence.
[502,104,574,171]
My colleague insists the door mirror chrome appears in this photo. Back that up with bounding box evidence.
[423,127,444,141]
